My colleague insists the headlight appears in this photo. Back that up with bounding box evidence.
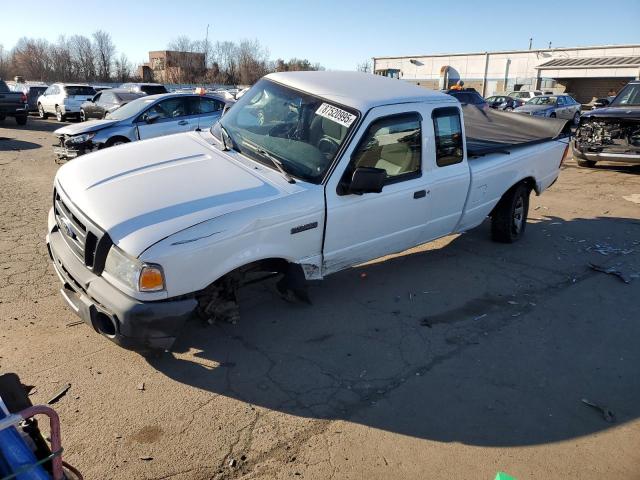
[66,132,96,145]
[103,246,165,292]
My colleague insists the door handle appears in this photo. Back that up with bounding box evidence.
[413,190,426,199]
[178,120,188,126]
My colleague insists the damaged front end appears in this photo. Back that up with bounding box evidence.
[573,103,640,166]
[53,132,97,161]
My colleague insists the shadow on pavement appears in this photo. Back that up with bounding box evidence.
[147,216,640,447]
[0,138,41,151]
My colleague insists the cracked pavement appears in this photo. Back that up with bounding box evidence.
[1,118,639,479]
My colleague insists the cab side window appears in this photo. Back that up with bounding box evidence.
[351,113,421,182]
[147,98,187,119]
[433,107,464,167]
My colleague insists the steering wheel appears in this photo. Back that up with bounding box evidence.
[317,136,340,158]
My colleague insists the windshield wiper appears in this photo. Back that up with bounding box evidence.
[219,124,238,152]
[241,139,296,184]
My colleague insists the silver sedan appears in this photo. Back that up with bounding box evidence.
[513,94,581,125]
[53,93,233,160]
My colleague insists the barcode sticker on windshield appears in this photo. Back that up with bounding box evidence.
[315,103,357,128]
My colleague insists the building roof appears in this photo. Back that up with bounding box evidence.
[265,71,452,112]
[373,44,640,60]
[536,56,640,69]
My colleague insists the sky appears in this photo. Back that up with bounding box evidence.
[1,0,639,70]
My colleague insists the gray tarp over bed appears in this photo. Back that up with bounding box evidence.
[462,105,570,156]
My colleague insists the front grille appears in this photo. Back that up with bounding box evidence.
[53,187,112,273]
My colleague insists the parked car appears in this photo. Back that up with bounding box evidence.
[53,92,232,160]
[37,83,96,121]
[513,94,581,125]
[485,95,524,111]
[120,83,168,95]
[589,96,616,110]
[443,88,488,109]
[508,90,543,102]
[572,80,640,167]
[80,89,145,121]
[46,71,569,350]
[0,79,28,125]
[9,84,48,112]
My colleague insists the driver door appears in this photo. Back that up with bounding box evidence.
[323,103,432,275]
[136,97,192,140]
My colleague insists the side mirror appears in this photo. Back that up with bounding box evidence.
[144,113,160,124]
[349,167,386,194]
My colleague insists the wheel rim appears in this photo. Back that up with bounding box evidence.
[80,110,85,121]
[39,106,44,118]
[574,113,580,125]
[512,195,525,235]
[56,108,61,121]
[112,141,124,146]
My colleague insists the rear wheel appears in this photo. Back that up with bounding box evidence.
[38,104,48,119]
[55,106,65,122]
[491,183,531,243]
[572,112,580,126]
[15,115,27,126]
[80,109,86,122]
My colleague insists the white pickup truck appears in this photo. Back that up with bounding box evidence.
[46,72,570,350]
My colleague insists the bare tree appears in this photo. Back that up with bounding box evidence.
[114,53,133,82]
[93,30,115,81]
[70,35,96,81]
[11,37,50,81]
[0,44,10,79]
[356,60,372,73]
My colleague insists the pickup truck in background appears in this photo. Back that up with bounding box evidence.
[0,80,28,125]
[46,71,570,351]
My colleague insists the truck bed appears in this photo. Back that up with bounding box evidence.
[462,104,570,156]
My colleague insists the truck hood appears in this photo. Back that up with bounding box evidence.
[580,105,640,120]
[54,119,120,136]
[55,132,287,256]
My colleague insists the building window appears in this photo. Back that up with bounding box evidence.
[374,69,400,79]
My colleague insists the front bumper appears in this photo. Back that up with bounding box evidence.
[46,224,197,351]
[572,140,640,164]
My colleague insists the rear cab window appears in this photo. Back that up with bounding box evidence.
[432,107,464,167]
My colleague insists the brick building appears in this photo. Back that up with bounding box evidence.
[137,50,206,83]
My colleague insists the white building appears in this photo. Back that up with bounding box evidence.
[373,44,640,104]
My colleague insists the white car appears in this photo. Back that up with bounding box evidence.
[507,90,543,102]
[46,71,569,351]
[38,83,96,121]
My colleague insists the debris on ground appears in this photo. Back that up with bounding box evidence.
[587,243,634,256]
[581,398,615,423]
[47,383,71,405]
[474,313,487,321]
[228,458,237,468]
[137,382,145,391]
[140,456,153,461]
[495,472,517,480]
[622,194,640,204]
[420,318,432,328]
[589,263,632,284]
[65,320,84,327]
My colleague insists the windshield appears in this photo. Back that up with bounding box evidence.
[213,78,359,184]
[141,85,168,95]
[528,96,557,105]
[105,96,155,120]
[65,86,96,96]
[611,83,640,106]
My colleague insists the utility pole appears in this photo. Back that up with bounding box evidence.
[529,38,533,50]
[204,24,210,68]
[548,41,552,49]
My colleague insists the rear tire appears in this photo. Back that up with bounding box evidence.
[38,104,48,119]
[577,159,597,168]
[15,115,27,126]
[55,106,65,122]
[491,183,530,243]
